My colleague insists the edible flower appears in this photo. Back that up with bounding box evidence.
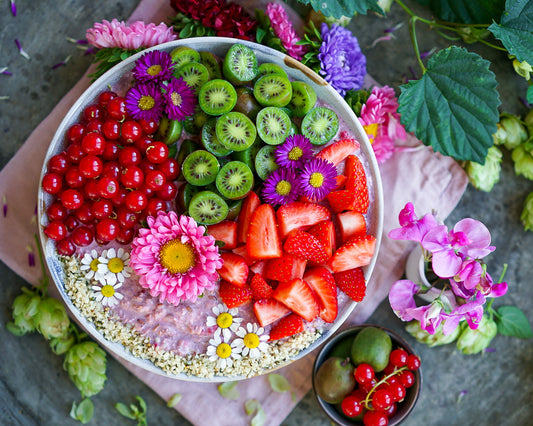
[91,281,124,308]
[163,77,197,121]
[266,3,307,60]
[80,249,106,284]
[298,157,337,202]
[97,248,132,285]
[206,333,241,370]
[274,134,314,169]
[125,82,165,122]
[232,323,269,358]
[206,304,243,341]
[262,168,300,206]
[132,50,174,83]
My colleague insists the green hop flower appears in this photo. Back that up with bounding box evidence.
[50,331,76,355]
[456,315,498,355]
[512,58,532,81]
[495,114,528,150]
[34,297,70,340]
[524,109,533,136]
[405,320,461,347]
[64,342,107,398]
[512,144,533,181]
[465,146,503,192]
[10,289,41,334]
[520,192,533,232]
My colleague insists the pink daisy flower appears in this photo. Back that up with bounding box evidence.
[266,3,307,60]
[130,211,223,306]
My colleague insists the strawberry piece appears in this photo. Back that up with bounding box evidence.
[232,245,257,266]
[268,313,304,341]
[276,202,331,239]
[218,252,249,287]
[207,220,238,250]
[218,280,253,309]
[237,191,261,244]
[308,220,336,258]
[250,260,267,276]
[328,234,376,273]
[337,211,367,243]
[250,274,273,300]
[253,298,291,327]
[335,174,347,190]
[345,155,369,214]
[327,189,357,213]
[266,255,295,282]
[334,267,366,302]
[290,256,307,279]
[272,278,319,322]
[303,267,338,323]
[246,204,282,259]
[283,230,329,264]
[316,138,360,166]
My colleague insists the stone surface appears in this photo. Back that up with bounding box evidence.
[1,1,532,425]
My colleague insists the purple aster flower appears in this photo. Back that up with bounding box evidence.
[133,50,174,83]
[262,168,300,206]
[275,135,314,169]
[125,83,164,122]
[298,157,337,202]
[163,77,197,121]
[317,23,366,96]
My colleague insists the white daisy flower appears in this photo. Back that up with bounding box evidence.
[206,303,243,341]
[206,333,241,371]
[232,323,270,358]
[80,249,106,284]
[97,247,132,285]
[91,282,123,307]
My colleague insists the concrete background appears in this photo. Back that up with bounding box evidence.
[1,0,532,425]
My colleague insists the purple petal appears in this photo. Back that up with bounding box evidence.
[11,0,16,16]
[431,249,463,278]
[453,218,494,258]
[421,225,449,252]
[389,280,419,321]
[489,281,508,298]
[0,67,13,76]
[2,194,6,217]
[15,39,30,60]
[28,252,35,267]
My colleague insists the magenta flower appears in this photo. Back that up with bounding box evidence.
[388,202,439,243]
[298,157,337,202]
[163,77,197,121]
[274,134,314,169]
[125,83,164,122]
[262,167,300,206]
[133,50,174,83]
[442,291,486,333]
[130,211,222,306]
[266,3,307,60]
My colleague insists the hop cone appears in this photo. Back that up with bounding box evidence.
[64,342,107,397]
[10,289,41,334]
[493,114,528,150]
[465,146,502,192]
[512,144,533,181]
[34,297,70,340]
[456,315,498,355]
[406,320,460,347]
[520,192,533,232]
[50,332,76,355]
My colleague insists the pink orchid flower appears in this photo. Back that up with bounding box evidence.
[388,202,439,243]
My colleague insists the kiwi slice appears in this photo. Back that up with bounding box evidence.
[289,81,317,117]
[231,137,262,174]
[215,111,257,152]
[256,63,289,80]
[198,79,238,116]
[255,145,279,180]
[183,108,209,134]
[301,106,340,145]
[176,139,200,179]
[256,107,292,145]
[170,46,200,69]
[233,87,262,121]
[216,161,254,200]
[174,62,210,93]
[188,190,229,225]
[156,116,182,145]
[222,44,258,85]
[181,150,220,186]
[176,182,201,213]
[201,117,233,157]
[253,74,292,107]
[199,51,222,79]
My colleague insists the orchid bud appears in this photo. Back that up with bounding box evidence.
[512,58,532,81]
[465,146,502,192]
[520,192,533,232]
[512,144,533,181]
[10,289,41,334]
[405,320,460,347]
[498,115,528,150]
[456,315,497,355]
[34,297,70,340]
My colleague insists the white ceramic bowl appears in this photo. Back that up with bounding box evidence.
[38,37,384,382]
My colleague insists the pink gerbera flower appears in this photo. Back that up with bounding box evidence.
[130,211,222,306]
[266,3,307,60]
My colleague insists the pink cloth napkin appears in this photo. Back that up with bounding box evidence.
[0,0,468,424]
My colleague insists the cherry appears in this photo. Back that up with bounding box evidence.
[44,221,68,241]
[145,141,169,164]
[121,120,143,144]
[48,153,69,175]
[42,172,63,194]
[363,410,388,426]
[107,97,127,121]
[46,202,67,222]
[72,225,94,247]
[81,132,106,156]
[390,349,408,368]
[406,354,421,371]
[66,123,85,144]
[102,119,121,140]
[56,236,76,256]
[95,218,119,242]
[354,363,375,385]
[341,395,363,418]
[79,154,103,179]
[97,90,117,108]
[61,189,84,210]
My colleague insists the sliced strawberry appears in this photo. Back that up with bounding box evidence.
[237,191,261,244]
[284,230,329,264]
[308,220,336,258]
[335,174,347,190]
[272,278,319,322]
[290,256,307,279]
[253,298,291,327]
[232,245,257,266]
[337,210,367,243]
[218,252,249,287]
[327,189,357,213]
[207,220,238,250]
[246,204,282,259]
[334,267,366,302]
[268,313,304,341]
[276,202,331,239]
[316,138,360,166]
[328,234,376,273]
[345,155,369,214]
[266,255,295,282]
[250,260,267,276]
[303,266,338,323]
[218,280,253,309]
[250,274,273,300]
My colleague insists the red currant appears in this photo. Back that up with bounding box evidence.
[66,143,85,164]
[83,104,104,122]
[97,90,117,108]
[156,181,177,201]
[379,402,397,417]
[125,190,148,213]
[74,202,94,224]
[134,135,154,152]
[66,123,85,144]
[96,218,119,242]
[138,118,158,134]
[91,199,114,220]
[48,153,69,175]
[79,155,103,179]
[139,158,157,175]
[102,119,121,140]
[145,170,166,191]
[145,197,165,217]
[86,118,103,134]
[111,188,127,207]
[406,354,421,371]
[363,410,388,426]
[61,189,84,210]
[42,172,63,194]
[71,225,94,247]
[56,236,76,256]
[65,166,86,188]
[64,214,80,232]
[116,207,138,229]
[83,179,100,201]
[107,97,127,121]
[354,363,375,385]
[102,141,120,161]
[81,133,106,156]
[372,389,393,411]
[398,370,415,388]
[388,382,406,402]
[341,395,363,418]
[120,166,144,189]
[121,120,142,144]
[44,221,67,241]
[119,146,142,167]
[46,202,67,222]
[145,141,169,164]
[97,176,120,199]
[360,378,378,393]
[158,157,179,180]
[383,361,396,376]
[390,349,408,368]
[101,160,121,180]
[116,226,135,245]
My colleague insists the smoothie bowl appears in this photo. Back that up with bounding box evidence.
[37,37,384,382]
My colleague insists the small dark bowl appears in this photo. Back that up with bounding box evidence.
[312,325,422,426]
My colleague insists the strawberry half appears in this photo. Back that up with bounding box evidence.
[266,254,295,282]
[284,230,329,264]
[268,313,304,341]
[334,267,366,302]
[272,278,319,322]
[276,202,331,239]
[218,252,249,287]
[337,210,367,243]
[219,280,253,309]
[232,245,257,266]
[303,266,338,323]
[207,220,238,250]
[250,274,273,300]
[345,155,369,214]
[237,191,261,244]
[253,298,291,327]
[328,234,376,273]
[250,260,267,277]
[316,138,360,166]
[327,189,357,213]
[246,204,282,259]
[290,256,307,280]
[308,220,336,258]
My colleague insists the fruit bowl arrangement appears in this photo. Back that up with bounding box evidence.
[37,37,383,381]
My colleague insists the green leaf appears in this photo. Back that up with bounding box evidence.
[244,399,260,416]
[398,46,500,163]
[136,396,147,414]
[115,402,136,420]
[496,305,533,338]
[420,0,506,23]
[70,399,94,424]
[6,321,26,336]
[527,85,533,104]
[218,381,240,400]
[167,393,182,407]
[297,0,382,18]
[489,0,533,64]
[251,406,266,426]
[267,373,291,393]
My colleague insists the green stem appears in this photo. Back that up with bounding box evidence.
[34,233,49,294]
[409,16,426,74]
[362,366,408,409]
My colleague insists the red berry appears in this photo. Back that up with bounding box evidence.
[107,96,127,120]
[66,123,85,144]
[97,90,117,108]
[116,226,135,244]
[44,221,67,241]
[406,354,421,371]
[360,378,377,393]
[116,207,138,229]
[102,119,121,140]
[158,157,179,180]
[101,160,121,180]
[83,179,100,201]
[79,155,103,179]
[56,236,76,256]
[61,189,84,210]
[66,143,85,164]
[48,153,69,175]
[155,181,177,201]
[388,381,406,402]
[145,141,169,164]
[95,218,119,242]
[134,135,154,152]
[354,363,375,385]
[81,132,105,156]
[145,170,166,191]
[71,225,94,247]
[372,389,393,411]
[390,349,408,368]
[138,118,158,134]
[91,199,114,220]
[121,120,142,144]
[42,172,63,194]
[398,370,415,388]
[119,146,142,167]
[102,141,120,161]
[64,214,79,232]
[64,166,86,188]
[341,395,363,418]
[74,202,94,224]
[111,188,128,207]
[125,190,148,213]
[139,158,157,175]
[120,166,144,189]
[145,197,165,217]
[46,202,67,222]
[363,409,389,426]
[383,361,396,376]
[97,177,120,199]
[86,119,103,134]
[83,104,104,122]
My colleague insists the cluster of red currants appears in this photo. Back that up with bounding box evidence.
[41,90,179,255]
[341,348,421,426]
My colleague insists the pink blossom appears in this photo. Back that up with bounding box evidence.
[86,19,177,50]
[388,202,439,243]
[266,3,307,60]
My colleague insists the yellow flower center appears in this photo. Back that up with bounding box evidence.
[216,312,233,329]
[138,95,155,111]
[243,333,260,349]
[101,284,115,298]
[363,123,378,144]
[147,64,162,76]
[159,239,196,274]
[107,257,124,274]
[171,92,183,107]
[216,342,232,359]
[275,180,292,196]
[90,259,99,272]
[309,172,324,188]
[288,147,303,161]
